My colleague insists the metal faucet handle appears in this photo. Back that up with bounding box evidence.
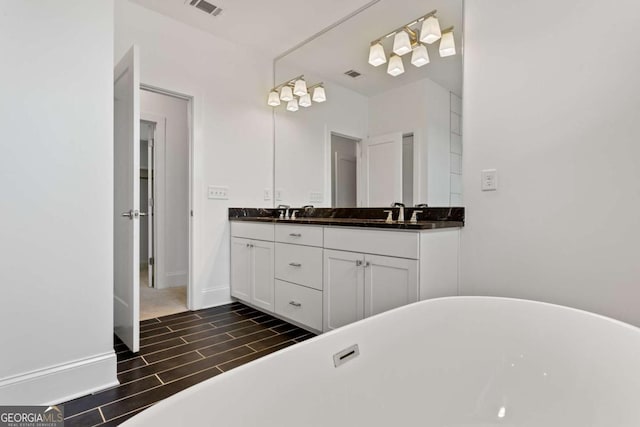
[410,210,423,223]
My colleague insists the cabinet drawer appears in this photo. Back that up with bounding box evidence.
[275,280,322,331]
[275,243,323,290]
[275,224,323,247]
[324,227,419,259]
[231,221,274,241]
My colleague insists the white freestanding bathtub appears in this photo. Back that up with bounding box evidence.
[123,297,640,426]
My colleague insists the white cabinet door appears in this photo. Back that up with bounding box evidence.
[251,239,275,312]
[323,250,364,332]
[364,254,418,318]
[230,237,251,301]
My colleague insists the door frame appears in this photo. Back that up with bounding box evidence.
[140,84,195,310]
[323,127,364,207]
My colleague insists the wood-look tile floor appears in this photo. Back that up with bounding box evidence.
[60,302,315,426]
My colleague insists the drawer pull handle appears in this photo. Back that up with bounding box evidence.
[289,301,302,308]
[289,233,302,237]
[289,262,302,267]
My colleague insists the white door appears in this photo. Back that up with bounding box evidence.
[230,237,251,301]
[362,132,403,206]
[323,250,364,332]
[251,240,274,312]
[334,153,357,207]
[114,45,141,353]
[364,254,418,318]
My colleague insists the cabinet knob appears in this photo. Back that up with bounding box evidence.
[355,260,363,266]
[289,262,302,267]
[365,261,371,268]
[289,301,302,308]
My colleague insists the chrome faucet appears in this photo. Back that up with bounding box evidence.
[276,204,290,220]
[392,202,405,222]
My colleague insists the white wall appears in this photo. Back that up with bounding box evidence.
[141,90,189,288]
[0,1,117,404]
[369,78,452,206]
[461,0,640,326]
[115,0,274,308]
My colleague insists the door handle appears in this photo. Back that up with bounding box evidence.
[121,209,139,219]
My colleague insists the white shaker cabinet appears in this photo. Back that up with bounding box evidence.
[323,249,365,331]
[231,223,275,313]
[323,248,418,332]
[364,254,418,318]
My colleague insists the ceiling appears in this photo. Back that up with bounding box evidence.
[129,0,377,58]
[276,0,463,97]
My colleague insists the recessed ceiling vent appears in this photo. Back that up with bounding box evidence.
[188,0,223,16]
[344,70,362,79]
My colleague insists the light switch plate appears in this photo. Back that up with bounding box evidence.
[481,169,498,191]
[208,185,229,199]
[264,188,272,201]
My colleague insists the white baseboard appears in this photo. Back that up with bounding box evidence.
[0,351,118,405]
[196,285,231,310]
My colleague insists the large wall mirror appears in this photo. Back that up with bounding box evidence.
[273,0,463,208]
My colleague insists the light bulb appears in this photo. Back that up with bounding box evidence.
[368,42,387,67]
[286,98,299,112]
[280,86,293,102]
[299,93,312,108]
[439,31,456,57]
[267,91,280,107]
[293,79,307,97]
[420,16,441,44]
[392,30,412,56]
[411,44,430,67]
[387,55,405,77]
[312,86,326,103]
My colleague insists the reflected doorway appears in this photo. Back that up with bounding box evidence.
[331,133,359,207]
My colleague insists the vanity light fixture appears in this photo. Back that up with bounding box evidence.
[392,29,413,56]
[439,27,456,57]
[280,85,293,102]
[368,10,455,76]
[411,44,430,67]
[299,93,312,108]
[368,42,387,67]
[286,98,299,112]
[267,91,281,107]
[293,78,308,97]
[420,15,441,44]
[267,75,326,111]
[311,85,327,103]
[387,54,405,77]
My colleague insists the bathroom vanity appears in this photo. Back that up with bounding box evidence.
[229,208,463,334]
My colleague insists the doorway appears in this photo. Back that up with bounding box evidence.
[330,133,360,207]
[139,88,190,320]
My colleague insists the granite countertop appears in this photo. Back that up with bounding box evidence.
[229,216,462,230]
[229,207,464,230]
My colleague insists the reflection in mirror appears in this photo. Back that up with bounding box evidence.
[273,0,463,208]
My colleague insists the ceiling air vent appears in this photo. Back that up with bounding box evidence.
[188,0,223,16]
[344,70,362,79]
